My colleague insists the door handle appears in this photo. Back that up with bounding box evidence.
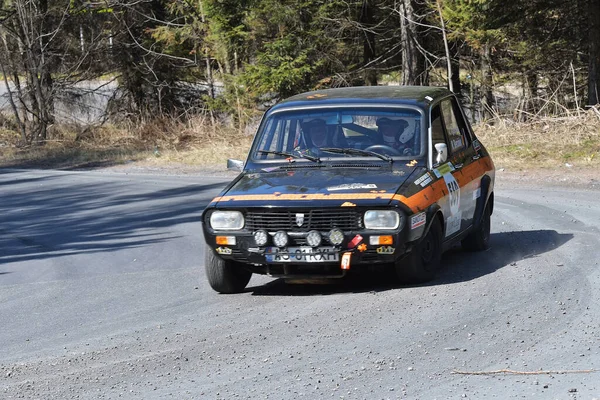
[472,154,481,160]
[454,163,463,169]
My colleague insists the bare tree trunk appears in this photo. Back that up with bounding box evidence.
[437,0,453,92]
[480,41,494,119]
[526,70,538,115]
[0,57,27,143]
[588,0,600,105]
[198,0,215,102]
[399,0,424,86]
[360,0,377,86]
[450,40,461,95]
[12,0,54,143]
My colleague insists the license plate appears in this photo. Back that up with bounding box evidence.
[265,247,339,263]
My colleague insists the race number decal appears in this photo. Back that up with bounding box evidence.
[442,172,461,237]
[443,173,460,215]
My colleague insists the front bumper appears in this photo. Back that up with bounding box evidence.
[204,230,410,277]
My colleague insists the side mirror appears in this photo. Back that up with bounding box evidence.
[434,143,448,164]
[227,158,244,172]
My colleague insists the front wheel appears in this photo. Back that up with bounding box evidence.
[396,218,442,284]
[205,246,252,294]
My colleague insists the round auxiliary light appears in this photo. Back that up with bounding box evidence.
[328,228,344,246]
[306,230,322,247]
[273,231,289,248]
[254,230,268,247]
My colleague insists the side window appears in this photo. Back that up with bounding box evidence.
[255,119,292,158]
[441,98,469,153]
[430,105,446,147]
[451,99,473,143]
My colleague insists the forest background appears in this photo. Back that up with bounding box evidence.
[0,0,599,171]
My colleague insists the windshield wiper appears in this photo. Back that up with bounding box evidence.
[319,147,393,163]
[258,150,320,163]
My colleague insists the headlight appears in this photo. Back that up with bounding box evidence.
[210,211,244,230]
[364,210,402,230]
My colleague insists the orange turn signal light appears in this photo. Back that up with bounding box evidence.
[216,236,236,245]
[369,235,393,245]
[380,236,393,245]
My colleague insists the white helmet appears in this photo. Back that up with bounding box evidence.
[377,117,412,143]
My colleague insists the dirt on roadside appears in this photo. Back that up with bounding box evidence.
[495,165,599,191]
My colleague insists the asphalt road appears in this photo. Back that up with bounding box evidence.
[1,168,599,399]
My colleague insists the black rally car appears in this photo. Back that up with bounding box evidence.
[202,86,495,293]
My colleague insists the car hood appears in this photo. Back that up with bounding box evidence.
[211,165,425,208]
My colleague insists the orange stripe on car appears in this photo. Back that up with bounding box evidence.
[393,157,493,213]
[392,179,447,213]
[213,193,396,202]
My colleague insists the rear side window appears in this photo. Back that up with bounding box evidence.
[440,98,470,153]
[431,105,446,147]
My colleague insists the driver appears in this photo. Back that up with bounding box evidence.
[297,119,329,155]
[376,117,415,155]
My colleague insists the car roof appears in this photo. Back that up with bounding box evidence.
[272,86,452,112]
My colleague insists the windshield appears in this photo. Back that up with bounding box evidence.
[250,108,424,162]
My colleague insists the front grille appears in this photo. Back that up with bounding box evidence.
[246,210,362,231]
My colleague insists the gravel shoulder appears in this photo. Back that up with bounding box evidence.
[495,166,599,191]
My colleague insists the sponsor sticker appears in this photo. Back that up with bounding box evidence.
[433,162,455,178]
[327,183,377,191]
[357,243,368,252]
[445,212,462,237]
[348,234,363,248]
[341,201,357,207]
[307,93,327,99]
[414,172,433,187]
[406,160,418,167]
[341,252,352,269]
[411,212,426,230]
[376,246,395,254]
[451,137,464,150]
[216,247,232,255]
[473,140,481,152]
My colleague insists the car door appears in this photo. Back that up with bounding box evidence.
[430,97,477,239]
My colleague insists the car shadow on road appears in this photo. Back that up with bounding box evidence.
[247,229,573,296]
[0,170,228,265]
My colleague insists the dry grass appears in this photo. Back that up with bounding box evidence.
[475,108,600,169]
[1,109,599,171]
[0,115,254,169]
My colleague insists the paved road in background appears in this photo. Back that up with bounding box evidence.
[1,168,599,399]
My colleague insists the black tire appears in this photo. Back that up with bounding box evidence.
[461,202,491,252]
[205,246,252,294]
[396,218,442,284]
